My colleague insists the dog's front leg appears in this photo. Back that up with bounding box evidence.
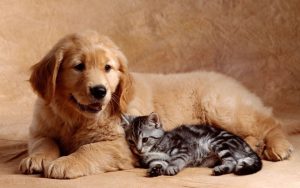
[43,137,136,179]
[19,137,60,174]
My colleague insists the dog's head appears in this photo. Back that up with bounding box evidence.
[30,31,132,118]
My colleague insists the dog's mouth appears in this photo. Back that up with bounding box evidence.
[70,95,102,113]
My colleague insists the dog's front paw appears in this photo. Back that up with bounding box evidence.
[44,156,88,179]
[165,165,180,176]
[264,139,293,161]
[19,155,50,174]
[148,164,164,177]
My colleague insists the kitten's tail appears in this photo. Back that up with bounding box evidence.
[234,153,262,175]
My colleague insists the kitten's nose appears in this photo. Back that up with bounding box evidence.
[136,148,143,154]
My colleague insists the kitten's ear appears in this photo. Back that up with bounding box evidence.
[120,114,135,129]
[148,112,162,128]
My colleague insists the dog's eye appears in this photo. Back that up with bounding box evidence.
[104,64,112,72]
[74,63,85,71]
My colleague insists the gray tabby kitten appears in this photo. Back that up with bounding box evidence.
[121,112,262,177]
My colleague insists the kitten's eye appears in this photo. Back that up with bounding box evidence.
[74,62,85,71]
[142,138,148,143]
[128,140,135,145]
[104,64,112,72]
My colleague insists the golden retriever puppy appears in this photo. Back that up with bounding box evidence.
[19,31,293,179]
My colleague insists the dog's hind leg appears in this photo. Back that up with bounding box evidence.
[199,83,293,161]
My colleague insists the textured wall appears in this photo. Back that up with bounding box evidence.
[0,0,299,129]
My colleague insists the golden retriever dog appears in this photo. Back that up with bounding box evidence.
[19,31,293,179]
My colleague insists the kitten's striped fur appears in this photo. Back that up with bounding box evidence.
[122,113,262,176]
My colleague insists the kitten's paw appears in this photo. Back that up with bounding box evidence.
[212,165,231,176]
[148,164,164,177]
[234,157,262,175]
[19,155,50,174]
[264,139,293,161]
[165,165,180,176]
[236,157,253,171]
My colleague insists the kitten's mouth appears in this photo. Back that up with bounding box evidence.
[70,95,102,113]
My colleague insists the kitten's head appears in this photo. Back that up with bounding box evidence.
[121,112,165,155]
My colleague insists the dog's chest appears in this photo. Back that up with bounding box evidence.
[56,121,122,155]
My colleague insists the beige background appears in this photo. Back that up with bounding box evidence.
[0,0,299,187]
[1,0,300,127]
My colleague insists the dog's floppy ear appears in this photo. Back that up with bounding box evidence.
[29,43,64,103]
[117,54,133,113]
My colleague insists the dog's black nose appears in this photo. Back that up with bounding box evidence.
[90,85,107,99]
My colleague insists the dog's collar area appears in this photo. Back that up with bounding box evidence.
[70,95,102,113]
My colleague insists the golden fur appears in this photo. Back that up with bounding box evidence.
[19,31,293,179]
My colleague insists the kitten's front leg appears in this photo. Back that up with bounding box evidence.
[143,152,171,163]
[143,152,170,177]
[164,153,190,176]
